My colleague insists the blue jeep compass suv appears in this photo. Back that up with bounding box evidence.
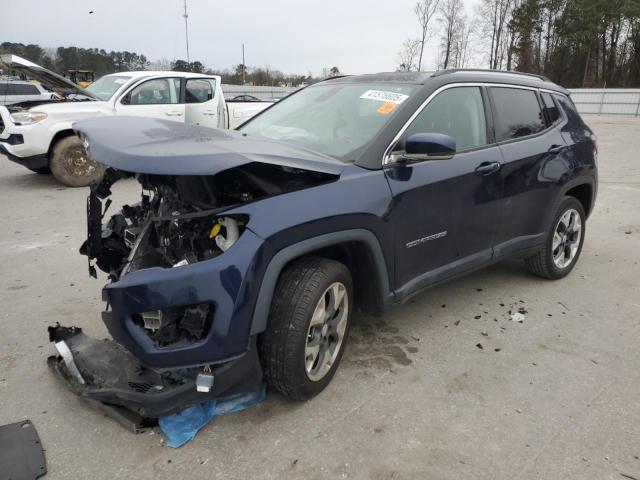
[48,69,597,425]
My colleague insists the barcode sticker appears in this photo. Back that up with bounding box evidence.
[360,90,409,104]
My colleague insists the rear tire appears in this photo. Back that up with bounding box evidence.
[259,257,353,400]
[525,196,586,279]
[50,135,105,187]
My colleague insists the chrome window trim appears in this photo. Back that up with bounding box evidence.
[383,82,561,165]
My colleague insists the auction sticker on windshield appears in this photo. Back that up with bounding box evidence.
[360,90,409,104]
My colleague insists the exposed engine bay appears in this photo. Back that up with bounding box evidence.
[80,162,335,347]
[82,162,335,281]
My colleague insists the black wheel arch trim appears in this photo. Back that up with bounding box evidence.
[562,174,597,217]
[544,174,596,232]
[249,229,393,334]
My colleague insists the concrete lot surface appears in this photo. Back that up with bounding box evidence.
[0,116,639,479]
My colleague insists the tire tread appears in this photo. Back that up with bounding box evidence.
[259,257,350,400]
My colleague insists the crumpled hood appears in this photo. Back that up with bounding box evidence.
[73,116,346,176]
[0,54,96,99]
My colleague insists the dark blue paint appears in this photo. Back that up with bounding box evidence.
[405,133,456,157]
[88,76,597,370]
[74,116,345,175]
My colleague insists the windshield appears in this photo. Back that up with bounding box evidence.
[86,75,131,101]
[239,82,416,161]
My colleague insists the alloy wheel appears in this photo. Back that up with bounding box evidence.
[304,282,349,382]
[552,208,582,269]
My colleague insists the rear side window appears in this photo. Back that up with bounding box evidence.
[5,84,40,95]
[404,86,487,151]
[491,87,545,141]
[554,94,584,125]
[540,92,560,125]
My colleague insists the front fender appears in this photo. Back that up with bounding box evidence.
[249,229,393,334]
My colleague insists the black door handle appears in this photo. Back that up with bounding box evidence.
[548,144,566,154]
[475,161,501,175]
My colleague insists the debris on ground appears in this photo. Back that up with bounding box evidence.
[159,384,266,448]
[0,419,46,480]
[476,343,484,350]
[510,312,526,323]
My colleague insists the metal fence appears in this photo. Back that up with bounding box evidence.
[220,84,640,116]
[221,84,298,101]
[568,88,640,116]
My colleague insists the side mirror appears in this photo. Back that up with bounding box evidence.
[402,133,456,162]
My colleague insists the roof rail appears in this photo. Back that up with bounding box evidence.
[431,69,550,82]
[319,74,352,82]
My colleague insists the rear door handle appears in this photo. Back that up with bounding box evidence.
[165,111,183,117]
[475,161,501,176]
[548,144,566,154]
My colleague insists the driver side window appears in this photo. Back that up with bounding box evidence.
[405,86,488,152]
[125,78,180,105]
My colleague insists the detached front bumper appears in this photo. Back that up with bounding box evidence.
[47,325,262,422]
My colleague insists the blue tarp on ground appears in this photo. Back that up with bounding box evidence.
[158,384,266,448]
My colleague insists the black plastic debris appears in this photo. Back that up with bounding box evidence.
[476,343,484,350]
[0,420,46,480]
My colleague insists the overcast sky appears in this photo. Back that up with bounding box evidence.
[0,0,480,75]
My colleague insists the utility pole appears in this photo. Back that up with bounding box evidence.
[183,0,190,64]
[242,43,246,85]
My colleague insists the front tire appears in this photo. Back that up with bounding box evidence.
[259,257,353,400]
[50,135,105,187]
[525,196,586,279]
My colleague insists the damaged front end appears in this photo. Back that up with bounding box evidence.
[48,116,341,425]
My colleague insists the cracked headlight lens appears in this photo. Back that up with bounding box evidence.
[10,111,48,125]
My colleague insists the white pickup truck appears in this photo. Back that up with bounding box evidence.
[0,55,274,186]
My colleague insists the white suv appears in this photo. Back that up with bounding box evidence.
[0,80,56,106]
[0,55,272,186]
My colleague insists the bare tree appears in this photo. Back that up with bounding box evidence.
[438,0,465,69]
[476,0,513,70]
[414,0,441,71]
[397,38,422,71]
[454,19,474,68]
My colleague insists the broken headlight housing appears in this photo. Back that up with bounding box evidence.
[133,302,214,348]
